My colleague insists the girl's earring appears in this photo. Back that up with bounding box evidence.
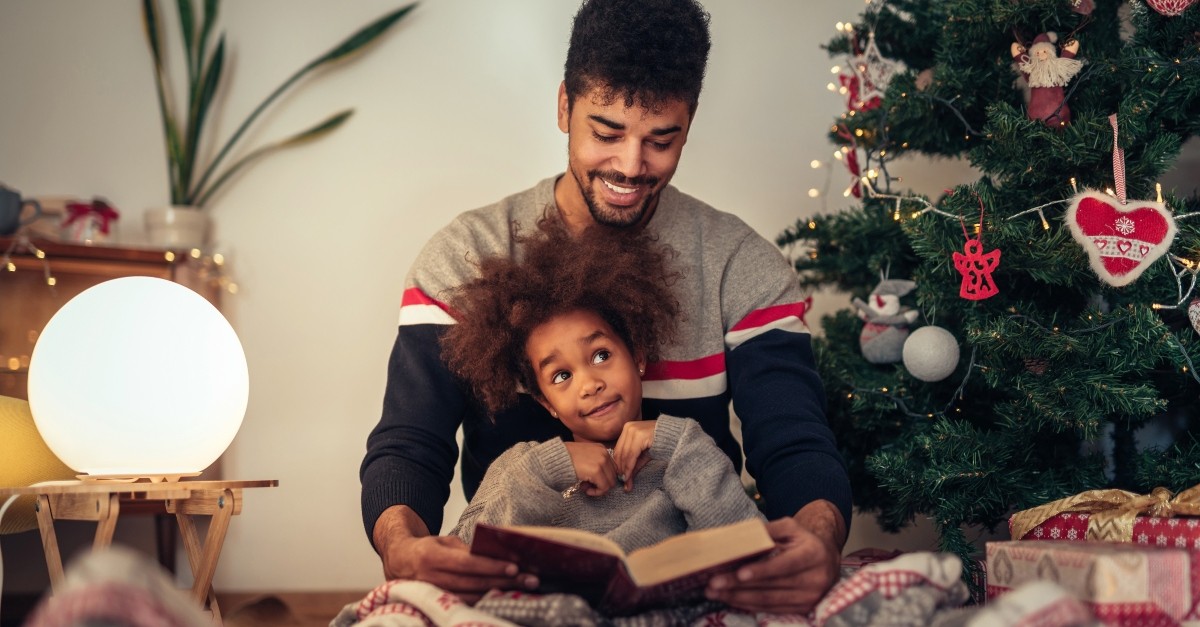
[551,410,558,418]
[638,367,645,376]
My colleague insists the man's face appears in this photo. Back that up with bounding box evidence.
[555,84,692,230]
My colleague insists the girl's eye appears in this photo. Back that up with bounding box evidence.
[592,349,611,365]
[551,371,571,384]
[592,132,619,143]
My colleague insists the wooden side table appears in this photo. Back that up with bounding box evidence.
[0,479,277,624]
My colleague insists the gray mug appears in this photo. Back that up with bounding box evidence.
[0,184,43,236]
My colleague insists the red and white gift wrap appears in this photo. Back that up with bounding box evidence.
[987,540,1192,625]
[1010,486,1200,621]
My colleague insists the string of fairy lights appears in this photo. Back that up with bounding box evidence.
[0,233,238,379]
[1,234,237,296]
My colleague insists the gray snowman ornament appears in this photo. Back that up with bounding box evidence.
[852,278,919,364]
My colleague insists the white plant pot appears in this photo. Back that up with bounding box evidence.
[144,206,210,250]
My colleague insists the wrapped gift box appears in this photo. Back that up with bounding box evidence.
[1010,486,1200,620]
[987,540,1192,625]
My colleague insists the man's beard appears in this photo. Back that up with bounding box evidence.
[573,167,661,228]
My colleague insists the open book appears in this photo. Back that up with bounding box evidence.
[469,517,775,614]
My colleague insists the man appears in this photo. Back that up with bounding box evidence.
[361,0,851,614]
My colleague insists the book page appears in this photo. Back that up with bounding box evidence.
[501,525,626,557]
[624,518,774,586]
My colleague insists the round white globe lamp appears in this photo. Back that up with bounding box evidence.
[27,276,248,479]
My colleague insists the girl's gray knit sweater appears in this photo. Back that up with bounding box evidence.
[450,415,765,554]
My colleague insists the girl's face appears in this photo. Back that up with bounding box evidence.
[525,309,645,445]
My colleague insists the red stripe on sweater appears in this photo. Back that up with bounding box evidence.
[644,353,725,381]
[729,301,808,332]
[401,287,458,318]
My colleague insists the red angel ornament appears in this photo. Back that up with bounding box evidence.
[953,239,1001,300]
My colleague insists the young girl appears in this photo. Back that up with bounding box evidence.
[440,218,764,555]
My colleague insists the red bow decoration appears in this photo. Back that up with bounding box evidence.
[64,199,120,235]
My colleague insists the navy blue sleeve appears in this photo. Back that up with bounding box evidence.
[360,323,463,541]
[728,329,852,527]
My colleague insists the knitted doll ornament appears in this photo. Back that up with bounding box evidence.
[852,278,919,364]
[1011,32,1083,127]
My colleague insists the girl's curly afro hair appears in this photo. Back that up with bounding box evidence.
[441,216,680,416]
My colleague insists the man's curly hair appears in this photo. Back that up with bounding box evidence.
[441,216,681,416]
[565,0,711,114]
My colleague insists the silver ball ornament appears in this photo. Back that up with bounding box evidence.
[902,326,960,382]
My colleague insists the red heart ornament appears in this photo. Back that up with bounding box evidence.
[1065,190,1177,287]
[1146,0,1197,16]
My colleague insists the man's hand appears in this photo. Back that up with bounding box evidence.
[373,505,535,603]
[704,499,846,614]
[563,441,620,496]
[611,420,654,491]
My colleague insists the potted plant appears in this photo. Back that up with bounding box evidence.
[141,0,417,249]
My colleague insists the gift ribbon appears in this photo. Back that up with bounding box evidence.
[64,200,120,235]
[1010,485,1200,543]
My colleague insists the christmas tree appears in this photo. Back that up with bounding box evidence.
[778,0,1200,589]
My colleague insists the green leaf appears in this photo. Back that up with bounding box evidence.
[143,0,185,203]
[176,0,197,83]
[197,0,218,68]
[193,110,355,206]
[189,3,417,204]
[305,3,418,70]
[141,0,164,70]
[182,35,225,201]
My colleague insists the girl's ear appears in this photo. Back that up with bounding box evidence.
[535,395,560,420]
[636,353,647,377]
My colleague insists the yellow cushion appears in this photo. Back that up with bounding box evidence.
[0,395,75,534]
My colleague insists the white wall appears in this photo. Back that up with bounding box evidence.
[13,0,1193,592]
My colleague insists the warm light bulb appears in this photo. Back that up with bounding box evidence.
[810,160,821,169]
[27,277,248,476]
[807,188,820,198]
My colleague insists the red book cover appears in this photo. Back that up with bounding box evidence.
[469,518,775,615]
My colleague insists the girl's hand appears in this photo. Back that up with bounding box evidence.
[563,441,620,496]
[612,421,655,491]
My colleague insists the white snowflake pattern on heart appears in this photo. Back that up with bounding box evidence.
[1146,0,1197,16]
[1114,216,1136,235]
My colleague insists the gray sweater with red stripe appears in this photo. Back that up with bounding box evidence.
[361,175,849,539]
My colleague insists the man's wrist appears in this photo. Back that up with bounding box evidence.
[372,504,430,557]
[793,499,847,552]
